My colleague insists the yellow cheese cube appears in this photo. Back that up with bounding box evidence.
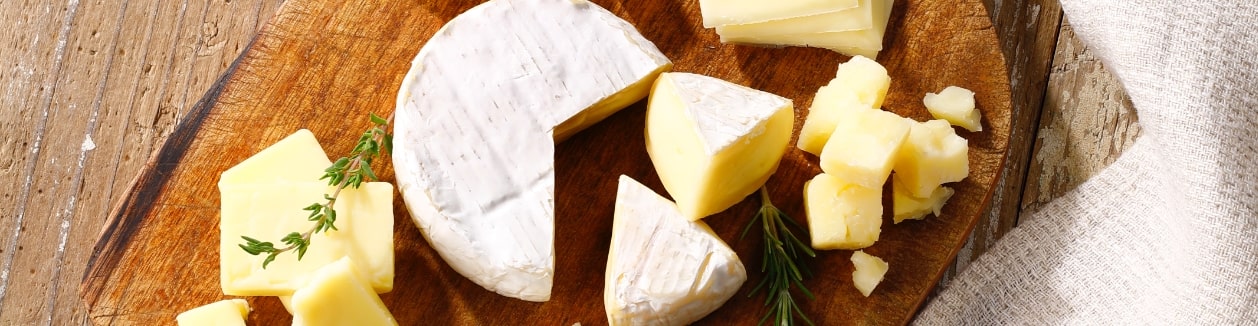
[850,250,888,297]
[290,257,398,326]
[924,86,982,132]
[219,182,394,296]
[218,129,332,186]
[893,119,969,197]
[645,72,794,220]
[176,299,250,326]
[715,0,874,37]
[829,55,891,108]
[803,173,882,250]
[892,177,954,223]
[796,56,891,155]
[819,109,911,189]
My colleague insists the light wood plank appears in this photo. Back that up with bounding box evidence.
[1021,19,1141,216]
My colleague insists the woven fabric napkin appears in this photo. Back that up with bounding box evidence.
[916,1,1258,324]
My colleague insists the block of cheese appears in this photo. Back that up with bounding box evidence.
[803,173,882,250]
[392,0,671,302]
[220,182,394,295]
[796,56,891,155]
[699,0,858,28]
[290,257,398,326]
[218,129,332,185]
[893,119,969,197]
[715,0,874,37]
[718,0,894,57]
[605,176,746,326]
[176,299,250,326]
[892,177,954,223]
[820,109,911,189]
[850,251,888,297]
[798,86,866,155]
[924,86,982,132]
[645,72,794,220]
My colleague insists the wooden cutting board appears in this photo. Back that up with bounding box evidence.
[80,0,1010,324]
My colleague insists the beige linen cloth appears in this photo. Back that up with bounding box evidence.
[916,1,1258,324]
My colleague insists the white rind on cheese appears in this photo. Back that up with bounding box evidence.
[393,0,671,302]
[605,175,747,326]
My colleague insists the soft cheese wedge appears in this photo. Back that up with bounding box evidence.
[290,257,398,326]
[715,0,875,38]
[218,129,331,185]
[804,173,882,250]
[924,86,982,132]
[892,177,954,223]
[820,109,911,189]
[892,119,969,197]
[645,72,793,220]
[393,0,671,302]
[851,251,888,297]
[718,0,894,57]
[699,0,857,28]
[176,299,250,326]
[605,176,747,326]
[220,182,394,295]
[797,56,891,155]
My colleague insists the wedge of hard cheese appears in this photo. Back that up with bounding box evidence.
[605,176,746,325]
[392,0,671,302]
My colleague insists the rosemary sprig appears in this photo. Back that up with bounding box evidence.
[239,113,394,268]
[741,186,817,326]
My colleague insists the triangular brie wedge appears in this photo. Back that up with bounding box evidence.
[604,175,747,325]
[393,0,672,302]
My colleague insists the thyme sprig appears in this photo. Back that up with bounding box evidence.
[741,187,816,326]
[239,113,394,268]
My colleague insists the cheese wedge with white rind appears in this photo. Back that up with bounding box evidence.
[219,182,394,295]
[290,257,398,326]
[176,299,250,326]
[645,72,794,220]
[605,175,747,326]
[393,0,671,302]
[699,0,858,28]
[218,129,331,186]
[719,0,894,57]
[715,0,874,37]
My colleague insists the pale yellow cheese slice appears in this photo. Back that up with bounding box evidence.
[219,181,394,296]
[218,129,332,186]
[645,72,794,220]
[175,299,250,326]
[851,250,888,297]
[718,0,894,57]
[699,0,858,28]
[804,173,882,250]
[715,0,874,37]
[290,257,398,326]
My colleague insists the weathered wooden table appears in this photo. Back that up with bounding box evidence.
[0,0,1140,324]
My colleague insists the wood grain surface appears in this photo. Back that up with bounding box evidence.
[0,0,1142,325]
[76,0,1013,324]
